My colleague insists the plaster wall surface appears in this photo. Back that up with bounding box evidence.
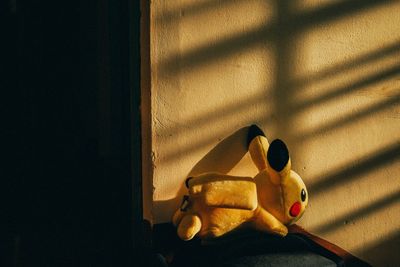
[146,1,400,266]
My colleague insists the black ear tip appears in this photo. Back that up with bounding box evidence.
[185,177,193,188]
[267,139,289,172]
[247,124,266,148]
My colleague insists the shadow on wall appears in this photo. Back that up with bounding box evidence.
[152,0,400,265]
[154,127,251,222]
[313,190,400,234]
[156,0,400,166]
[360,232,400,267]
[309,142,400,196]
[159,0,396,76]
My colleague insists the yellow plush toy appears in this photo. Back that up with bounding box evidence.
[173,125,308,241]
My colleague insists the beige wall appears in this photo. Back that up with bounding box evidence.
[144,1,400,266]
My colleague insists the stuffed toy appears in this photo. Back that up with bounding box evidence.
[172,125,308,241]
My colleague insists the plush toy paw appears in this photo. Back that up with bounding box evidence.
[177,215,202,241]
[273,225,288,237]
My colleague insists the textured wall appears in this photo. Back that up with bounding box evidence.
[146,1,400,266]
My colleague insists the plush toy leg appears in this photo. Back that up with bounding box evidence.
[177,214,202,241]
[251,207,288,236]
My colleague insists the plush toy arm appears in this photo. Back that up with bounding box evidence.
[188,173,258,210]
[251,207,288,236]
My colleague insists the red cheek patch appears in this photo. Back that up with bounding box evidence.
[290,202,301,217]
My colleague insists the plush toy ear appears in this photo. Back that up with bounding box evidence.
[266,139,292,185]
[247,125,292,185]
[267,139,289,172]
[247,124,269,171]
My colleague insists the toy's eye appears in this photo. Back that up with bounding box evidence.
[301,189,306,202]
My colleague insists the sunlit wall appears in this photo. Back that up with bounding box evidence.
[144,1,400,266]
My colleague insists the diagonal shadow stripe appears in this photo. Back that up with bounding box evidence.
[157,90,272,139]
[309,142,400,195]
[160,0,395,75]
[356,231,400,266]
[292,0,396,31]
[314,190,400,234]
[292,65,400,112]
[159,23,275,75]
[290,40,400,88]
[157,0,248,24]
[296,94,400,141]
[160,111,274,164]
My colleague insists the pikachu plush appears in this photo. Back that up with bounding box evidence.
[173,125,308,241]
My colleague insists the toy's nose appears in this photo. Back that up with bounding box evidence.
[289,202,301,217]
